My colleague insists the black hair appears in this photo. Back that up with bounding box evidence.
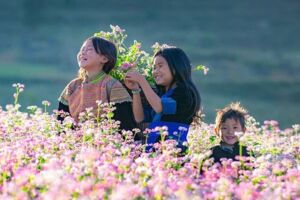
[90,36,117,73]
[215,102,248,133]
[154,47,201,121]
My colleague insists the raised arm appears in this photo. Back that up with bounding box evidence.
[125,71,162,114]
[124,78,144,123]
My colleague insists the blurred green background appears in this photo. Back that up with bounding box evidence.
[0,0,299,128]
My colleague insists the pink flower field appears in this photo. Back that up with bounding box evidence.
[0,84,299,200]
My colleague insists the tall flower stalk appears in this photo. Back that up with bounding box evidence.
[12,83,25,108]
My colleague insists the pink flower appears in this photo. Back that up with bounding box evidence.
[235,182,260,200]
[111,25,125,33]
[120,62,136,71]
[42,100,51,106]
[110,183,143,200]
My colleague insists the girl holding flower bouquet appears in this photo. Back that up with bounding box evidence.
[125,46,201,152]
[57,36,136,131]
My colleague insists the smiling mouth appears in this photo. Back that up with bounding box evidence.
[154,75,162,80]
[226,136,236,140]
[79,57,87,61]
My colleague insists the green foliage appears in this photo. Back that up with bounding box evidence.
[94,25,208,85]
[37,155,46,170]
[94,25,156,85]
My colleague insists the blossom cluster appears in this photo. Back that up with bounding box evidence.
[1,86,300,199]
[94,25,155,85]
[93,25,208,86]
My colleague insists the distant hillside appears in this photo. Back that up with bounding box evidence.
[0,0,299,128]
[1,0,299,78]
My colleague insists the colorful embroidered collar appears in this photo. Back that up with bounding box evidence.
[85,71,106,84]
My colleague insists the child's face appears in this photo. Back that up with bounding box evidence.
[218,118,244,145]
[152,56,174,89]
[77,39,107,72]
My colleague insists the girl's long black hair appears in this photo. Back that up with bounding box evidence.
[154,47,201,122]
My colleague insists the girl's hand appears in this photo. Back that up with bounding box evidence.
[125,71,144,84]
[124,79,140,90]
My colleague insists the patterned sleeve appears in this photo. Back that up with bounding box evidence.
[58,85,69,105]
[108,80,132,103]
[58,78,81,106]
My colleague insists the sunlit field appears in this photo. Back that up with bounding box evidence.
[0,84,299,199]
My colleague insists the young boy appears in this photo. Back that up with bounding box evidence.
[210,102,249,163]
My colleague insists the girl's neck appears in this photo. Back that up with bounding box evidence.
[165,82,176,92]
[86,68,104,82]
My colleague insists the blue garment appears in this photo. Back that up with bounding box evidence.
[145,88,190,152]
[151,88,177,122]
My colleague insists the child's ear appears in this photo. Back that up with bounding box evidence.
[101,55,109,64]
[214,128,219,136]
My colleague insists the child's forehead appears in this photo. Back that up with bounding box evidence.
[154,55,166,63]
[82,39,93,47]
[222,117,241,124]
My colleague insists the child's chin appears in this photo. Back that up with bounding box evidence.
[225,140,237,145]
[80,65,89,70]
